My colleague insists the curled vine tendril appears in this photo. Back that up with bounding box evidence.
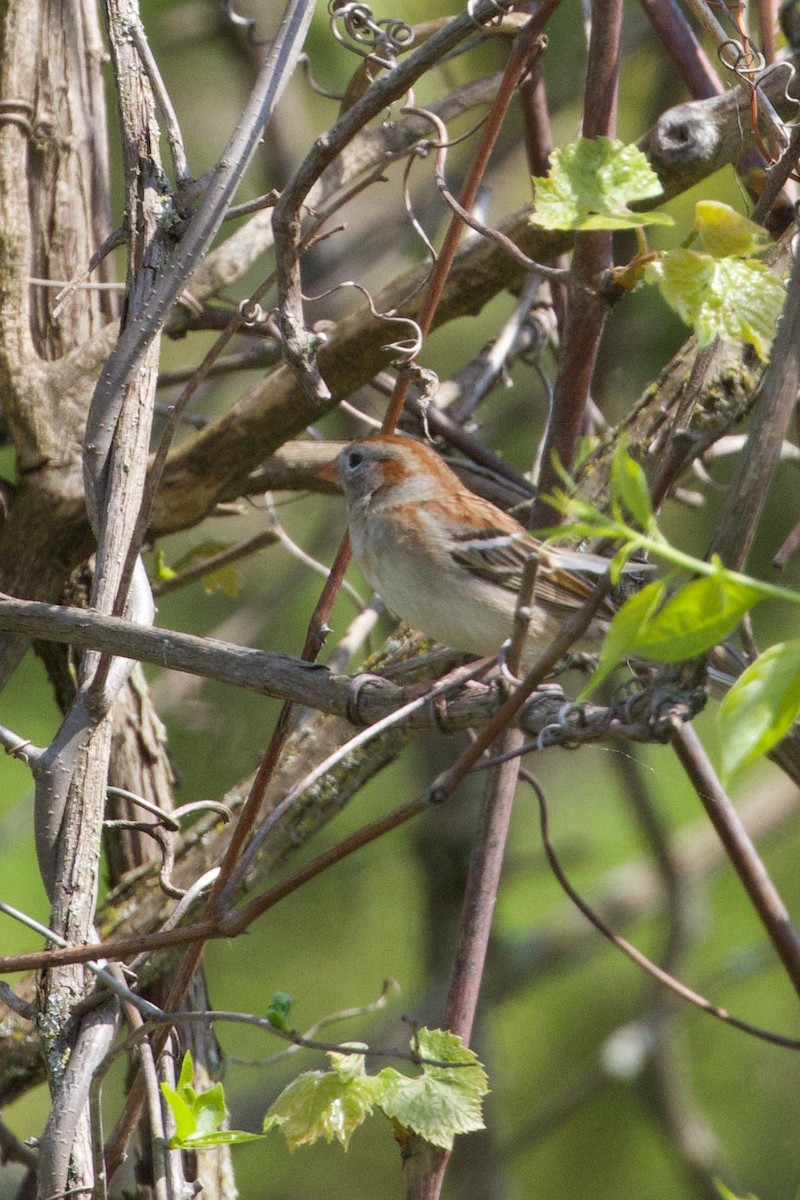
[328,0,414,69]
[220,0,271,46]
[466,0,517,30]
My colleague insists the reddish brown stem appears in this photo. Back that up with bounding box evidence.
[672,724,800,1000]
[639,0,723,98]
[531,0,623,521]
[382,8,559,434]
[408,730,524,1199]
[518,60,567,330]
[759,0,777,66]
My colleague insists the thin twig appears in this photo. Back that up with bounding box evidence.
[671,724,800,999]
[381,16,553,434]
[527,770,800,1050]
[711,219,800,569]
[129,20,189,183]
[531,0,623,521]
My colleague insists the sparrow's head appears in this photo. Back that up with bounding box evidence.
[321,435,450,506]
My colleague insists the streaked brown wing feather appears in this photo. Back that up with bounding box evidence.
[427,494,616,617]
[451,534,533,592]
[534,564,597,612]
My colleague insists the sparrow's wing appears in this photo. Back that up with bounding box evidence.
[445,524,601,611]
[449,527,533,592]
[430,493,621,615]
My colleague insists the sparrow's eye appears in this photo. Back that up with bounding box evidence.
[347,450,364,470]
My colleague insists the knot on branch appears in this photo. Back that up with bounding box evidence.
[645,103,723,170]
[346,672,387,724]
[278,312,332,405]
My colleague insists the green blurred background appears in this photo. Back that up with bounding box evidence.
[1,1,799,1197]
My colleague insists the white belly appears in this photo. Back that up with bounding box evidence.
[351,514,550,660]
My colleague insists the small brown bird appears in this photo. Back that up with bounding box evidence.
[322,435,623,662]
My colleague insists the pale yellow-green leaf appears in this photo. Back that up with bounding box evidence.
[375,1071,485,1149]
[263,1069,379,1150]
[694,200,770,259]
[646,251,785,359]
[531,137,672,231]
[201,562,240,597]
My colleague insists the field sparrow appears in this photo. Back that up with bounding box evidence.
[321,434,627,663]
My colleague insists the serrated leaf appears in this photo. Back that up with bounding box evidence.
[374,1028,488,1151]
[610,443,654,529]
[328,1047,369,1082]
[415,1029,488,1088]
[581,579,668,697]
[694,201,770,259]
[263,1068,379,1150]
[375,1072,485,1150]
[646,250,785,359]
[719,640,800,778]
[631,572,761,661]
[530,137,673,231]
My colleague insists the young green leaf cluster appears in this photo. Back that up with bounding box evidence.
[161,1051,266,1148]
[645,201,785,360]
[530,139,786,359]
[546,446,800,780]
[263,1028,488,1151]
[161,1030,489,1156]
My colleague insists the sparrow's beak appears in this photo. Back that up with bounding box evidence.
[315,458,340,485]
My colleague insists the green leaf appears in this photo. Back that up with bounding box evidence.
[328,1046,369,1081]
[170,540,241,596]
[266,991,294,1030]
[715,1180,761,1200]
[178,1048,194,1091]
[414,1029,488,1088]
[608,542,639,585]
[201,562,240,598]
[161,1082,199,1145]
[646,250,785,360]
[581,579,668,697]
[374,1029,488,1151]
[263,1060,379,1150]
[719,640,800,778]
[178,1129,266,1147]
[694,201,770,259]
[530,137,673,231]
[192,1083,227,1138]
[162,1051,261,1150]
[537,487,628,543]
[375,1072,485,1150]
[173,540,231,570]
[610,443,654,529]
[153,548,177,582]
[631,571,761,662]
